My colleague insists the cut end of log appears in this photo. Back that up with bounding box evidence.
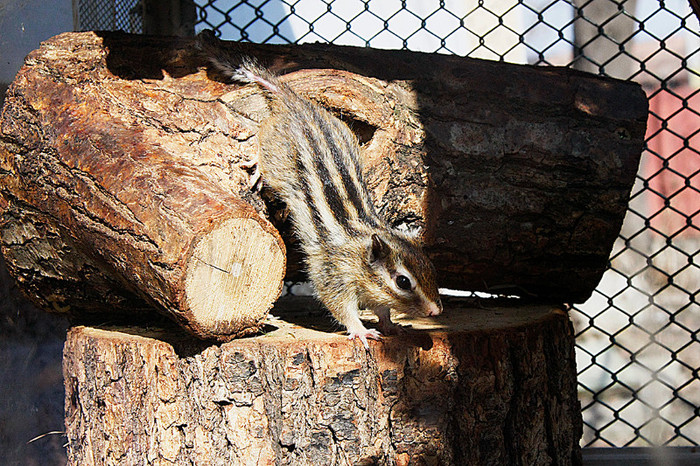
[184,217,285,340]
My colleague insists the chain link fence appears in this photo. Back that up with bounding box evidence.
[73,0,143,33]
[75,0,699,449]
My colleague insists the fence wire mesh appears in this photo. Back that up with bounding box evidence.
[74,0,143,33]
[75,0,699,448]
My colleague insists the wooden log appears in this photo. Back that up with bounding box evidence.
[0,30,647,331]
[63,297,582,465]
[194,34,647,302]
[0,33,286,340]
[261,49,648,302]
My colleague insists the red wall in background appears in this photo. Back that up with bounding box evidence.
[643,86,700,237]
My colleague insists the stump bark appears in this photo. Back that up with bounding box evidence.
[64,297,582,465]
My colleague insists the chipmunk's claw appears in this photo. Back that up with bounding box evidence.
[348,328,382,349]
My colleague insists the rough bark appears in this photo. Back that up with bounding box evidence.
[0,31,647,322]
[0,32,286,340]
[63,297,582,465]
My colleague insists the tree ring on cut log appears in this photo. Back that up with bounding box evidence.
[184,217,285,339]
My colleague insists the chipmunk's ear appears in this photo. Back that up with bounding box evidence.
[369,234,390,264]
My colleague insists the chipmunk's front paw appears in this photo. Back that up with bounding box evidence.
[347,328,382,349]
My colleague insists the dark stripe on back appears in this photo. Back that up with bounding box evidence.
[291,144,329,238]
[299,122,354,234]
[339,126,381,219]
[309,105,380,228]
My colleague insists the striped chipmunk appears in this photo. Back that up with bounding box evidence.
[198,32,442,347]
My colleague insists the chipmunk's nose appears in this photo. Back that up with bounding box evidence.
[426,300,442,317]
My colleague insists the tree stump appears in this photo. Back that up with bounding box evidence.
[64,297,582,465]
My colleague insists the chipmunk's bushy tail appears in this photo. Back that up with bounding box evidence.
[196,30,281,93]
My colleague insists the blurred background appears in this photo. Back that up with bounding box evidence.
[1,0,698,463]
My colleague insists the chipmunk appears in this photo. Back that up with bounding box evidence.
[199,35,442,347]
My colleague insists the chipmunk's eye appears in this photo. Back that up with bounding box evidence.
[396,275,412,291]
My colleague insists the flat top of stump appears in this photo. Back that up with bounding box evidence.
[70,297,567,356]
